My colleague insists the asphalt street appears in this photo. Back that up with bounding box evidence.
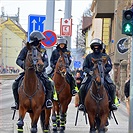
[0,80,129,133]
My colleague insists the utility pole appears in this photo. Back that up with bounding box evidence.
[45,0,55,71]
[64,0,72,50]
[129,36,133,133]
[76,24,79,48]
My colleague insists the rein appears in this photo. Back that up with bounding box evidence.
[89,61,106,103]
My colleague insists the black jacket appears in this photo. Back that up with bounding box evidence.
[16,46,49,71]
[83,52,112,75]
[50,48,71,68]
[124,79,130,98]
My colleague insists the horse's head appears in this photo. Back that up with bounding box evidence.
[55,50,69,77]
[91,57,107,87]
[25,43,44,72]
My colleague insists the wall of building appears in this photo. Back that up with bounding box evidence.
[2,28,23,69]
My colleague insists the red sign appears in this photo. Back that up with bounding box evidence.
[41,30,57,48]
[60,18,72,36]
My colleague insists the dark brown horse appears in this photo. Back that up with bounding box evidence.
[84,57,109,133]
[17,43,51,133]
[51,51,72,133]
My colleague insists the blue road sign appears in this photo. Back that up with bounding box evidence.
[28,14,46,41]
[74,61,81,69]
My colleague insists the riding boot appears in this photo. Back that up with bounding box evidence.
[71,79,79,96]
[45,80,53,109]
[78,84,86,111]
[11,81,19,110]
[109,84,117,111]
[67,72,79,96]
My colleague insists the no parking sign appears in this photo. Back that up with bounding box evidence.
[41,30,57,48]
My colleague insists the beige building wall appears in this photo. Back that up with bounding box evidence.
[0,18,27,71]
[2,28,23,69]
[92,18,102,39]
[86,26,93,54]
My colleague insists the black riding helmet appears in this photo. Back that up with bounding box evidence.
[29,31,46,44]
[90,38,103,50]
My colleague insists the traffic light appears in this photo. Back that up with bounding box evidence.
[122,8,133,36]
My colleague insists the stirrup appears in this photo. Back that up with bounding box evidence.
[11,103,19,110]
[46,99,53,108]
[78,104,85,111]
[110,104,117,111]
[72,89,78,96]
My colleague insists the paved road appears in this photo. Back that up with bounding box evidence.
[0,80,129,133]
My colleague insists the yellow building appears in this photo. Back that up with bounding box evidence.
[0,18,27,71]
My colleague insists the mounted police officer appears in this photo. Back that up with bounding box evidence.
[11,31,53,110]
[49,37,78,96]
[78,38,117,111]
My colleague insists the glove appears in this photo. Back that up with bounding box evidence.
[89,71,93,76]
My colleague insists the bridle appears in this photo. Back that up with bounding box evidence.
[25,46,44,72]
[90,59,106,103]
[56,54,68,77]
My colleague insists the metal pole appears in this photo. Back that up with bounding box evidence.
[129,35,133,133]
[5,38,7,67]
[76,25,78,48]
[64,0,72,50]
[45,0,55,71]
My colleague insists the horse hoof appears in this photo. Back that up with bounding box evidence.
[105,127,108,132]
[30,127,37,133]
[53,131,58,133]
[90,129,96,133]
[60,126,65,131]
[18,131,23,133]
[53,127,57,133]
[60,131,65,133]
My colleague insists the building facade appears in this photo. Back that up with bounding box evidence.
[0,18,27,72]
[82,0,132,100]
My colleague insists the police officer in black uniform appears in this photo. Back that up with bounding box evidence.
[11,31,53,110]
[78,38,117,111]
[50,37,78,96]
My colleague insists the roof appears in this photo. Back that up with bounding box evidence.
[1,18,27,40]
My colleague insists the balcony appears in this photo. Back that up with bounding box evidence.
[94,0,115,18]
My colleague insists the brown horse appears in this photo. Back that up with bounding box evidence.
[51,50,72,133]
[84,57,109,133]
[17,43,51,133]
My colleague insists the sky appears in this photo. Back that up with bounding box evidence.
[0,0,92,46]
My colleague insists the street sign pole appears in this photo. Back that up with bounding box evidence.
[64,0,72,50]
[45,0,55,71]
[129,35,133,133]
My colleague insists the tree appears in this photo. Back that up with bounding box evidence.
[75,6,92,53]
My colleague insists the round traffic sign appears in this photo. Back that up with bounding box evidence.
[41,30,57,48]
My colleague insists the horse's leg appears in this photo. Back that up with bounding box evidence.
[87,113,96,133]
[43,108,51,133]
[98,113,109,133]
[30,108,42,133]
[17,107,26,133]
[40,110,45,132]
[52,101,59,133]
[60,104,68,132]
